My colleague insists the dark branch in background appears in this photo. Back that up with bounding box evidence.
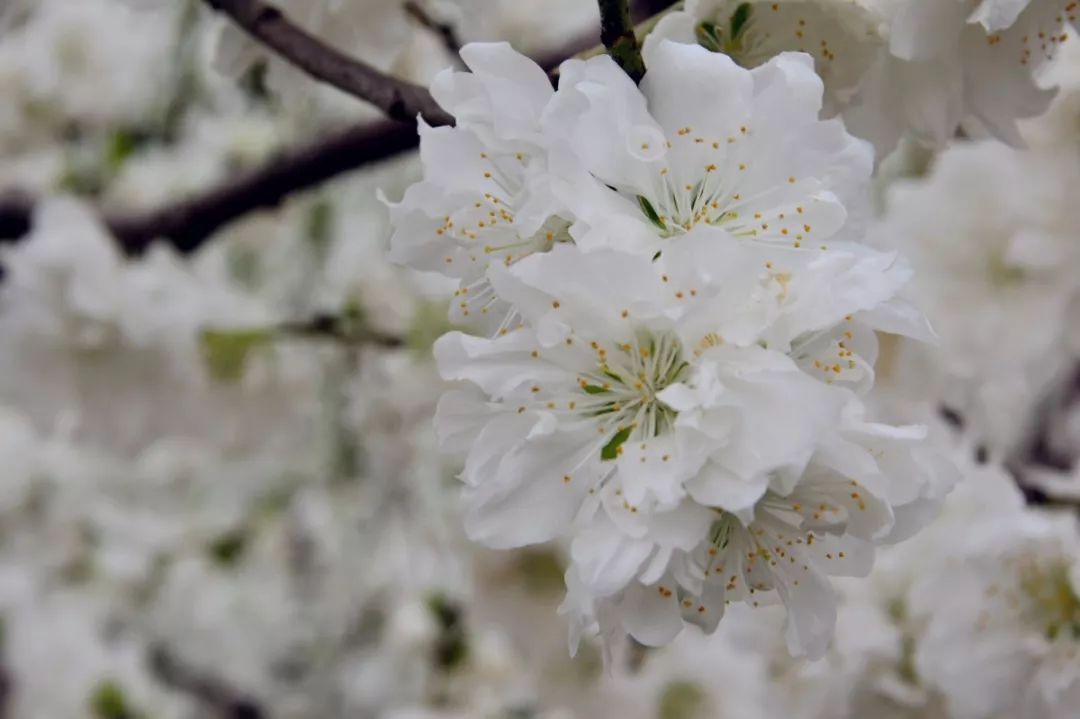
[633,0,681,18]
[0,121,420,256]
[0,191,32,243]
[203,0,453,126]
[598,0,646,83]
[1007,363,1080,507]
[404,1,463,59]
[280,313,404,348]
[0,0,676,255]
[149,644,264,719]
[0,663,10,719]
[109,120,419,255]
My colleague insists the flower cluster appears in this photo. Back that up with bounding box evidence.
[646,0,1080,158]
[390,39,956,658]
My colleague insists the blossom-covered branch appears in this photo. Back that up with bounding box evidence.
[203,0,454,126]
[598,0,646,82]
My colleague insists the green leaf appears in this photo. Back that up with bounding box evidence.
[90,680,130,719]
[659,680,708,719]
[427,593,469,670]
[105,130,141,173]
[637,195,667,230]
[207,529,248,566]
[305,199,335,254]
[601,425,633,461]
[730,3,752,40]
[199,328,272,382]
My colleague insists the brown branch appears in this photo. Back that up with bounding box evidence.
[0,19,629,256]
[0,120,420,256]
[203,0,453,126]
[279,313,404,348]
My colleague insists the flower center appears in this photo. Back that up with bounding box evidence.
[1016,558,1080,641]
[574,330,688,458]
[636,170,743,238]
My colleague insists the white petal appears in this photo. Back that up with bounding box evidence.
[685,461,768,516]
[464,427,600,548]
[617,580,684,647]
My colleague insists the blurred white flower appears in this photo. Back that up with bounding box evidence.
[873,139,1080,452]
[0,0,181,146]
[911,508,1080,719]
[848,0,1076,157]
[645,0,885,117]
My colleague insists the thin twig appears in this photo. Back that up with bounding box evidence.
[149,644,264,719]
[404,1,463,59]
[203,0,453,126]
[598,0,646,83]
[279,313,404,348]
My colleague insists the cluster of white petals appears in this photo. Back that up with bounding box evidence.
[391,38,956,658]
[646,0,1080,160]
[848,0,1079,156]
[9,0,1080,715]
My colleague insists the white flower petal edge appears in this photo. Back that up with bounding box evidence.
[386,42,571,333]
[544,41,874,260]
[847,0,1072,156]
[645,0,885,117]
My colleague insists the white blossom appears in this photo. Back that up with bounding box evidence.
[387,42,568,332]
[847,0,1077,157]
[873,138,1080,451]
[416,39,954,659]
[645,0,885,117]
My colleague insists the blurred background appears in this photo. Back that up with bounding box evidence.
[1,1,1080,718]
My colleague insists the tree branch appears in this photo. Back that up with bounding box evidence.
[203,0,453,126]
[0,120,419,256]
[404,1,463,59]
[598,0,646,83]
[0,191,33,245]
[0,11,651,256]
[149,644,265,719]
[113,120,422,255]
[279,313,404,348]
